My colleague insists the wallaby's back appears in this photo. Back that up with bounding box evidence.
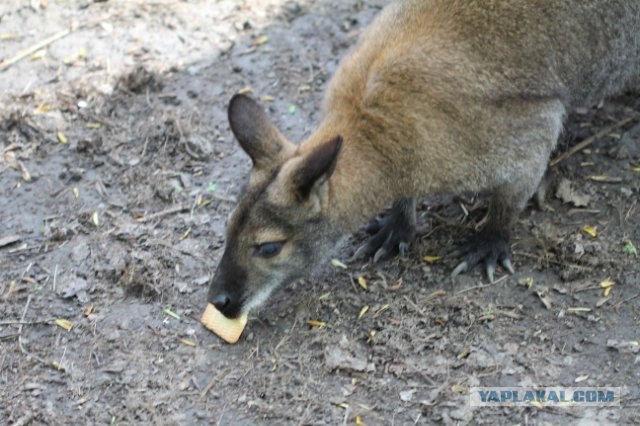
[327,0,640,113]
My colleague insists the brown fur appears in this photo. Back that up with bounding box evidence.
[208,0,640,318]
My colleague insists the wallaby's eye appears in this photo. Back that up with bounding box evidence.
[255,241,284,258]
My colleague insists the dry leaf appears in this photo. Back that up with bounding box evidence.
[260,95,274,102]
[237,86,252,95]
[72,187,80,198]
[599,277,614,288]
[355,416,365,426]
[575,375,589,383]
[423,255,441,263]
[254,35,269,46]
[57,132,68,144]
[357,305,369,320]
[83,304,94,316]
[374,304,390,316]
[451,384,468,394]
[179,338,197,347]
[55,319,73,331]
[19,162,31,182]
[33,103,50,114]
[536,288,552,309]
[604,286,613,297]
[0,235,21,248]
[357,276,368,290]
[63,48,86,64]
[457,347,470,359]
[179,227,191,241]
[30,49,46,60]
[555,178,591,207]
[581,225,597,238]
[163,307,180,320]
[307,320,326,328]
[519,276,534,288]
[91,211,99,227]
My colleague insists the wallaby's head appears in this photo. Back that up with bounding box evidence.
[208,94,343,318]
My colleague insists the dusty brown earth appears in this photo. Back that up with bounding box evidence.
[1,1,639,425]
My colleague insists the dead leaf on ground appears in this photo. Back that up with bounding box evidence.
[357,275,368,290]
[55,319,73,331]
[555,178,591,207]
[0,235,21,248]
[535,287,552,309]
[581,225,597,238]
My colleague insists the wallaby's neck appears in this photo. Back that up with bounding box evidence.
[301,113,404,234]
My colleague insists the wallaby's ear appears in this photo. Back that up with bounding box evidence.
[228,94,292,169]
[292,136,343,201]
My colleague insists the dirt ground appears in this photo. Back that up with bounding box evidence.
[1,1,639,424]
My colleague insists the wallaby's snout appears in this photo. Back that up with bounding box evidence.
[207,250,246,318]
[207,94,345,317]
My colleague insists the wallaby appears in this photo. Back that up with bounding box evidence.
[208,0,640,319]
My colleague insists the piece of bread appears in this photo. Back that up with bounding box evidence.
[200,303,248,344]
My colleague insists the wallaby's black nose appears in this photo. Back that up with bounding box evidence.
[212,293,231,311]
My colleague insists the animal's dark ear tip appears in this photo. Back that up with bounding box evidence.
[333,135,344,151]
[228,93,253,112]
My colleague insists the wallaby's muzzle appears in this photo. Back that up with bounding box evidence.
[207,250,246,319]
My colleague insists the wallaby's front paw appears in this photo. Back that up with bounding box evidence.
[351,215,416,263]
[451,230,514,282]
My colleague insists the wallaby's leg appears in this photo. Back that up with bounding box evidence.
[452,101,564,282]
[451,186,522,282]
[351,197,417,263]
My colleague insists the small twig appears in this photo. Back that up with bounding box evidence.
[137,205,189,223]
[18,295,32,354]
[612,292,640,309]
[201,370,230,401]
[0,333,22,340]
[0,318,55,326]
[453,274,509,296]
[16,295,50,366]
[52,264,59,292]
[0,29,72,71]
[567,209,601,216]
[296,402,312,426]
[550,116,635,166]
[1,13,114,72]
[403,295,427,316]
[514,251,593,271]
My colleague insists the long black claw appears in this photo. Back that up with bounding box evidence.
[352,205,416,264]
[398,242,409,257]
[502,258,515,275]
[486,263,496,283]
[451,261,469,277]
[349,244,370,262]
[451,229,513,281]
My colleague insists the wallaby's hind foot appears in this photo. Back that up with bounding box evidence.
[451,229,515,283]
[351,198,416,263]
